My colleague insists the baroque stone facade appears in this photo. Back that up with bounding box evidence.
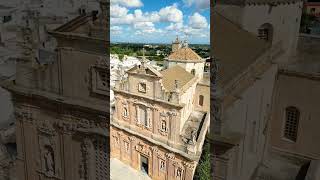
[110,127,196,180]
[111,39,210,179]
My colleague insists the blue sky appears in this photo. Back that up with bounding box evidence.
[110,0,210,44]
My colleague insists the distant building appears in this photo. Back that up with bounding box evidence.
[304,1,320,17]
[111,39,210,180]
[171,36,182,53]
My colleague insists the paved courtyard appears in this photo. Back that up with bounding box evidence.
[110,158,151,180]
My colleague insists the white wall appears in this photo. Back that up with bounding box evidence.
[179,82,197,132]
[223,64,278,180]
[240,2,303,62]
[216,2,303,63]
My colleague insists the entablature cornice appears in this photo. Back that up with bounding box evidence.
[113,89,184,109]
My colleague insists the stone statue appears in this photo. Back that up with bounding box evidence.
[177,169,182,177]
[161,121,166,131]
[44,148,55,176]
[188,130,197,145]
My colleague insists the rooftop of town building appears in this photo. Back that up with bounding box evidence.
[160,65,196,91]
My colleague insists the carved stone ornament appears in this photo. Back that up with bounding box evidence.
[165,153,175,160]
[135,142,151,156]
[38,119,56,136]
[182,161,195,169]
[95,56,107,67]
[151,146,159,153]
[15,111,33,124]
[128,136,136,142]
[79,138,92,180]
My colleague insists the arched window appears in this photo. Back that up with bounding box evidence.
[284,106,300,142]
[191,69,196,75]
[258,23,273,44]
[199,95,204,106]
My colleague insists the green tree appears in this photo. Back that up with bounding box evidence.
[118,54,124,61]
[194,142,211,180]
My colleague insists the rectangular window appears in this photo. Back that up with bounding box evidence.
[93,136,108,180]
[284,107,300,142]
[91,66,108,96]
[199,95,204,106]
[139,107,147,126]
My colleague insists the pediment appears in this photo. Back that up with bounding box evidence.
[127,64,163,78]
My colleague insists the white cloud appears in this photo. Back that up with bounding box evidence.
[183,0,209,10]
[111,0,143,8]
[134,22,156,33]
[189,12,208,29]
[110,3,184,27]
[111,26,123,34]
[111,13,134,25]
[110,3,209,40]
[166,22,184,31]
[133,9,160,23]
[110,4,128,18]
[158,4,183,23]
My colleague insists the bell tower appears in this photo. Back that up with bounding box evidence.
[172,36,181,52]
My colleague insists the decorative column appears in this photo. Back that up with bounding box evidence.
[118,131,124,161]
[168,110,177,145]
[147,107,152,130]
[80,137,94,180]
[135,105,140,125]
[153,108,159,134]
[128,101,135,125]
[183,162,196,180]
[165,153,176,180]
[151,146,159,178]
[128,136,137,168]
[113,96,120,122]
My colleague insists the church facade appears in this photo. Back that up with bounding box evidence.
[111,38,210,180]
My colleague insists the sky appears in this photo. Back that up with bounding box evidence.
[110,0,210,44]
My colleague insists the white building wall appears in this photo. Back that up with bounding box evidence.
[216,2,303,63]
[185,62,204,79]
[179,83,197,132]
[240,2,303,62]
[223,64,278,180]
